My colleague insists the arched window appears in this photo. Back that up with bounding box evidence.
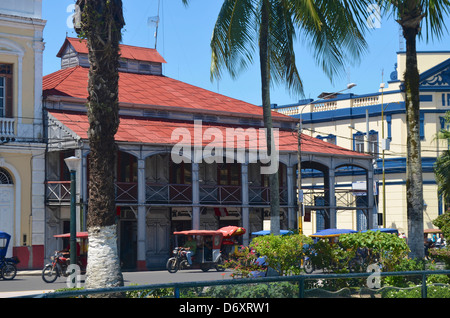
[0,168,13,184]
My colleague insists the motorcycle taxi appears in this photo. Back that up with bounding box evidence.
[167,229,226,273]
[0,231,19,280]
[41,231,88,283]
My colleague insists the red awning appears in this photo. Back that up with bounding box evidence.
[173,230,223,236]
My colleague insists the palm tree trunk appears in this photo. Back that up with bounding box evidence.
[260,0,280,235]
[402,24,424,259]
[76,0,125,291]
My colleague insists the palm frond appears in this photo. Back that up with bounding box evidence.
[295,0,370,81]
[435,150,450,201]
[267,0,303,96]
[421,0,450,41]
[210,0,257,81]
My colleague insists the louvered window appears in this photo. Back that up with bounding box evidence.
[0,64,13,118]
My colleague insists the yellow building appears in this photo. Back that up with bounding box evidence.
[275,51,450,237]
[0,0,46,268]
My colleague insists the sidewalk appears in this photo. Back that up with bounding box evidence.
[16,270,41,276]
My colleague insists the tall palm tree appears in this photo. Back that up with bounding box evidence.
[185,0,371,234]
[380,0,450,259]
[75,0,125,291]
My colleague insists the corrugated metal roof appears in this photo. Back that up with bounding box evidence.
[48,110,370,158]
[57,37,167,64]
[43,65,289,119]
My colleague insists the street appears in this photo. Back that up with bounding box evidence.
[0,269,234,298]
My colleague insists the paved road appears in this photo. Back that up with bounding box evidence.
[0,269,234,298]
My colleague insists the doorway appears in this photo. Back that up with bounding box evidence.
[119,220,137,270]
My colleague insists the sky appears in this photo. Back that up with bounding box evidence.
[42,0,450,108]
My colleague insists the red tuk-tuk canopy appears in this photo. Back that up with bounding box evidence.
[217,226,246,238]
[173,230,223,249]
[53,232,89,238]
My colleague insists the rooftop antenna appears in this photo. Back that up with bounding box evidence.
[147,0,160,49]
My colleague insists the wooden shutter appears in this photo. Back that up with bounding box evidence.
[0,64,13,118]
[5,75,12,118]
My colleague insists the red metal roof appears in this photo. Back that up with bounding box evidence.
[43,65,288,119]
[48,110,369,158]
[57,37,166,64]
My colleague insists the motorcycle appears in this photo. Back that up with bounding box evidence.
[42,251,72,283]
[166,247,190,273]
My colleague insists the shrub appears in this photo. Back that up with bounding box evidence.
[250,234,313,276]
[383,257,425,287]
[205,281,299,298]
[428,247,450,269]
[224,245,263,278]
[338,231,410,272]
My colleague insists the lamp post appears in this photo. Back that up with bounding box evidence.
[297,83,356,234]
[64,155,81,265]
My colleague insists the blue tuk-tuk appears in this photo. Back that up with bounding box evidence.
[0,231,18,280]
[251,230,293,237]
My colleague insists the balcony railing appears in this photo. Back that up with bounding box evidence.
[46,181,290,206]
[46,181,71,203]
[0,117,15,137]
[249,186,288,205]
[115,182,138,203]
[146,183,192,204]
[200,185,241,205]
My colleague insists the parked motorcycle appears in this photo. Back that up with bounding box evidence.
[166,247,190,273]
[41,251,72,283]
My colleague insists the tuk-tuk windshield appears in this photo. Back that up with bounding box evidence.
[0,232,11,258]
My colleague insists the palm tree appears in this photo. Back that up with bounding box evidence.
[75,0,125,291]
[380,0,450,259]
[185,0,371,234]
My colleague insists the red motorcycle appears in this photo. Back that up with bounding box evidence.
[41,251,71,283]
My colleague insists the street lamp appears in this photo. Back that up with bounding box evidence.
[64,155,81,265]
[297,83,356,234]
